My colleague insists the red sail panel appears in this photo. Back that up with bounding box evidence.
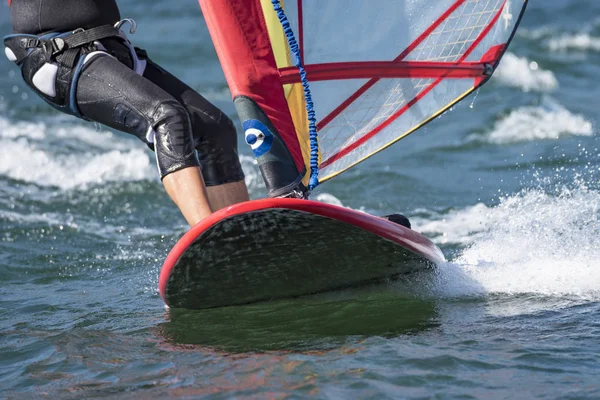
[198,0,305,173]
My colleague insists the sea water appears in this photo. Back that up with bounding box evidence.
[1,0,599,398]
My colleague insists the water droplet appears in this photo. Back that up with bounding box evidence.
[469,89,480,109]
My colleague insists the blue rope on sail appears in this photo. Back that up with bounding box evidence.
[271,0,319,191]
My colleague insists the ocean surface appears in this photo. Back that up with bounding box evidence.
[1,1,599,398]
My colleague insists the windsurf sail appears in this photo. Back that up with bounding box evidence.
[198,0,528,196]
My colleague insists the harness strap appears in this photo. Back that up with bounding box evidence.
[50,25,120,56]
[50,25,121,68]
[4,25,121,68]
[58,48,81,69]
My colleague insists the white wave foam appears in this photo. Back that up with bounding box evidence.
[0,117,264,190]
[314,193,344,206]
[416,203,500,246]
[518,26,555,41]
[0,117,47,140]
[0,116,136,150]
[0,138,155,189]
[548,33,600,52]
[0,209,78,228]
[493,52,558,92]
[239,154,265,196]
[468,99,593,145]
[54,124,135,151]
[424,187,600,300]
[519,24,600,53]
[0,115,157,188]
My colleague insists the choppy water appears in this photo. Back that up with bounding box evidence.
[1,1,599,398]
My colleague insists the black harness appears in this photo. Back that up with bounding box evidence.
[4,25,122,118]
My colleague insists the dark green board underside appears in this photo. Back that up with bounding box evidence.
[165,209,435,309]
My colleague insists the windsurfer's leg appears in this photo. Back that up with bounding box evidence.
[76,55,212,226]
[140,55,249,210]
[162,166,212,226]
[199,180,249,210]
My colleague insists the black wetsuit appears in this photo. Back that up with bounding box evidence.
[10,0,121,34]
[6,0,244,185]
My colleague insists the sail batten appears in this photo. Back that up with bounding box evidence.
[279,61,490,84]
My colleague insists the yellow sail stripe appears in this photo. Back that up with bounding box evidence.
[260,0,313,186]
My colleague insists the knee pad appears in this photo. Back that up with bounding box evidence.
[196,114,245,186]
[151,100,200,179]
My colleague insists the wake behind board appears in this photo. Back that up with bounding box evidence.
[159,199,445,310]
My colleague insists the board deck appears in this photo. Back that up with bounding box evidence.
[159,199,445,309]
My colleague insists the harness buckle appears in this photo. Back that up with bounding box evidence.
[50,37,66,54]
[24,38,40,48]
